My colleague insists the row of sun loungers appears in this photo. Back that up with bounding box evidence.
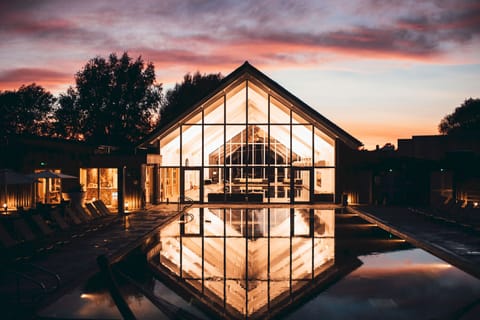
[0,200,119,262]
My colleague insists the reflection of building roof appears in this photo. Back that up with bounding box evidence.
[139,61,362,149]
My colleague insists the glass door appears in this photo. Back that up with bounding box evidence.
[182,167,202,202]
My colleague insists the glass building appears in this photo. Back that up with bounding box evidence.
[140,62,362,204]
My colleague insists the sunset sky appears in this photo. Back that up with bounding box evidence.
[0,0,479,149]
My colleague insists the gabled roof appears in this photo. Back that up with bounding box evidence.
[139,61,362,149]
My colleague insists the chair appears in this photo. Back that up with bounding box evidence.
[85,202,102,218]
[49,209,70,231]
[93,200,115,216]
[64,206,83,225]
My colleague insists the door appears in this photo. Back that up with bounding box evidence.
[182,167,202,202]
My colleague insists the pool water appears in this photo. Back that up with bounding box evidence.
[38,208,480,319]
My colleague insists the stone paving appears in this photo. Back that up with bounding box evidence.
[350,205,480,280]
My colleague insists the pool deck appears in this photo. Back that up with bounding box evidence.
[3,204,179,320]
[4,203,480,319]
[350,205,480,280]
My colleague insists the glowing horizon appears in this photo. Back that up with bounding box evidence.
[1,0,479,149]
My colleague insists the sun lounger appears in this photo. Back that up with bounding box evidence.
[0,222,17,249]
[49,209,70,231]
[13,218,36,242]
[64,206,83,225]
[85,202,102,218]
[31,214,54,237]
[93,200,115,216]
[70,205,93,222]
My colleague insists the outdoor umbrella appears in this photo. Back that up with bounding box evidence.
[28,170,78,203]
[0,169,35,210]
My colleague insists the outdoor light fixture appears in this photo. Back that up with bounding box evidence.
[125,201,129,211]
[474,202,479,208]
[2,203,7,213]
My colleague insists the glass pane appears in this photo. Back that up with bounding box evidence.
[292,111,308,124]
[313,237,335,277]
[204,96,224,124]
[294,169,310,202]
[204,237,224,278]
[270,208,290,237]
[247,280,268,316]
[314,209,335,237]
[292,238,312,279]
[205,125,224,165]
[314,127,335,166]
[225,237,245,278]
[204,167,225,202]
[293,209,310,236]
[184,109,202,124]
[160,167,180,203]
[249,238,268,279]
[82,168,98,203]
[270,96,290,123]
[99,168,118,208]
[204,208,224,236]
[159,222,180,276]
[269,238,290,280]
[269,125,290,165]
[314,168,335,195]
[181,236,202,278]
[184,170,200,202]
[204,280,224,306]
[182,125,202,166]
[248,82,268,123]
[292,124,313,166]
[160,128,180,165]
[226,280,246,315]
[226,81,247,123]
[183,207,201,234]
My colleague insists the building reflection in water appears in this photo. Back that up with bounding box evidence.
[147,207,337,319]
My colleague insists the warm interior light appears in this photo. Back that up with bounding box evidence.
[92,197,96,201]
[125,201,129,211]
[2,203,7,212]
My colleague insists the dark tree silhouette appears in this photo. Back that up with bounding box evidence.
[159,72,223,126]
[0,83,55,141]
[439,98,480,136]
[55,52,162,146]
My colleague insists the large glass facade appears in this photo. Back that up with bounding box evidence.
[150,207,335,318]
[157,79,336,203]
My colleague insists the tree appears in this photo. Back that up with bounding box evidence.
[55,52,162,146]
[0,83,55,142]
[159,72,223,126]
[439,98,480,136]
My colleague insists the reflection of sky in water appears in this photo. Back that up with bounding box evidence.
[285,248,480,320]
[39,248,480,320]
[38,281,209,320]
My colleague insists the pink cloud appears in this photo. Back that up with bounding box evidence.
[0,68,73,92]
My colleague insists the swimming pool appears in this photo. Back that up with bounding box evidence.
[38,207,480,319]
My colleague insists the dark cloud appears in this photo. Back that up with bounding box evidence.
[0,0,479,93]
